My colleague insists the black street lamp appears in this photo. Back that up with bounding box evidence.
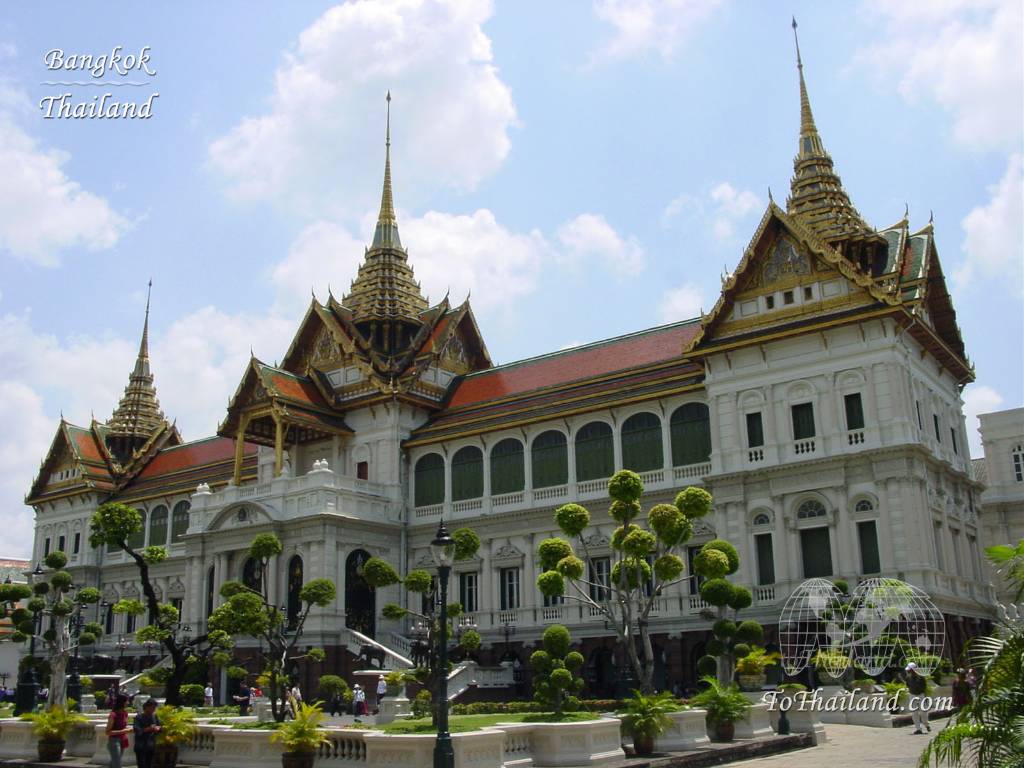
[66,605,85,711]
[430,520,456,768]
[14,563,45,715]
[500,619,517,661]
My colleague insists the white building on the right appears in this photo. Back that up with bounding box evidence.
[975,407,1024,606]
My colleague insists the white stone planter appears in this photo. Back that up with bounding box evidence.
[487,723,533,768]
[653,709,710,752]
[210,728,281,768]
[67,720,99,757]
[844,693,893,728]
[732,702,773,739]
[375,694,410,725]
[513,719,624,767]
[0,719,36,759]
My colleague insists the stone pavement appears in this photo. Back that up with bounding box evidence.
[726,722,935,767]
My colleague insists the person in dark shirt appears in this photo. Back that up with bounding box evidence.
[233,683,252,716]
[132,699,162,768]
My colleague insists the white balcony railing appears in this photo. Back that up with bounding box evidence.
[847,429,865,446]
[748,448,764,463]
[414,503,443,519]
[793,438,816,456]
[673,462,711,481]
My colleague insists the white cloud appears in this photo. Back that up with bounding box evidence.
[555,213,645,273]
[962,383,1005,457]
[709,182,760,242]
[0,381,51,557]
[0,108,130,265]
[208,0,517,219]
[855,0,1023,152]
[657,282,703,323]
[954,154,1023,294]
[588,0,722,64]
[271,220,367,317]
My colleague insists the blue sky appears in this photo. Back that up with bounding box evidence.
[0,1,1021,557]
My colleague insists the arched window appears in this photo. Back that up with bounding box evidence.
[286,555,303,630]
[753,513,771,526]
[490,439,524,495]
[451,446,484,501]
[797,499,827,519]
[621,412,664,472]
[242,557,261,593]
[854,499,874,513]
[670,403,712,466]
[575,422,614,482]
[532,430,568,488]
[127,510,146,550]
[206,566,216,618]
[171,501,190,543]
[149,506,169,547]
[414,454,445,507]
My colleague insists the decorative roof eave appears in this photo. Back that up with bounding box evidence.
[113,420,183,486]
[686,203,899,352]
[896,307,974,384]
[26,420,113,503]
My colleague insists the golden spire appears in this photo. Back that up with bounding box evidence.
[787,18,877,246]
[371,91,401,249]
[107,281,166,458]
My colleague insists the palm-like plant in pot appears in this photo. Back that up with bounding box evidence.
[270,702,329,768]
[690,676,750,742]
[618,691,681,757]
[153,706,197,768]
[733,646,780,691]
[22,705,87,762]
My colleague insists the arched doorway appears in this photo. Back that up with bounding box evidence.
[586,647,616,698]
[345,550,375,637]
[287,556,303,630]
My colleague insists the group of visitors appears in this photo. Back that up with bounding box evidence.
[903,662,977,735]
[104,695,161,768]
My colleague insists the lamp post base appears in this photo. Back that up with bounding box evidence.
[14,679,39,716]
[67,677,82,712]
[433,733,454,768]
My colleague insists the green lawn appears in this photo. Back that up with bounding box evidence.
[380,711,597,734]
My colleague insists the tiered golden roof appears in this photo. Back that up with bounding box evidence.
[343,93,428,323]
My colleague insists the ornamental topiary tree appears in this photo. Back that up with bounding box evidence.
[540,471,711,693]
[691,538,763,686]
[3,551,102,709]
[208,533,335,722]
[364,527,482,726]
[91,502,234,706]
[530,625,584,716]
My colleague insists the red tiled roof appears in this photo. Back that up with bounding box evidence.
[69,426,104,463]
[137,437,256,479]
[263,367,329,409]
[447,321,701,409]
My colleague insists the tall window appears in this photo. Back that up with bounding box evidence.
[72,532,80,554]
[950,530,963,576]
[1014,445,1024,482]
[670,403,711,466]
[791,403,816,440]
[490,439,524,495]
[171,501,190,543]
[754,533,775,585]
[933,413,942,443]
[532,430,568,488]
[687,546,706,595]
[206,566,216,618]
[574,422,614,481]
[746,412,765,448]
[286,555,303,629]
[844,393,865,431]
[967,535,980,580]
[127,512,146,549]
[589,557,611,601]
[58,535,66,553]
[950,428,959,455]
[44,537,51,556]
[451,446,484,501]
[933,522,945,570]
[916,401,923,430]
[414,453,445,506]
[149,506,169,547]
[459,572,478,613]
[126,613,137,633]
[105,604,114,634]
[857,520,881,574]
[621,412,664,472]
[800,528,832,577]
[500,568,520,611]
[242,557,261,592]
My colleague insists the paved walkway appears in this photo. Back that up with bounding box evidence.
[727,722,933,767]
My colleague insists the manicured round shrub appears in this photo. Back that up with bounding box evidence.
[180,684,205,706]
[550,668,573,687]
[537,570,565,598]
[611,558,652,589]
[622,528,656,558]
[653,554,684,582]
[693,548,730,579]
[452,528,481,560]
[565,651,584,671]
[732,643,751,659]
[611,526,627,550]
[706,638,725,656]
[362,557,400,588]
[609,500,641,523]
[44,551,68,570]
[555,504,590,536]
[530,650,552,675]
[713,619,737,639]
[542,624,572,658]
[735,620,764,644]
[699,577,735,607]
[608,470,643,503]
[50,571,73,590]
[728,586,753,611]
[833,579,850,595]
[697,655,718,677]
[557,555,584,580]
[675,487,712,518]
[404,570,433,593]
[538,539,574,570]
[701,539,739,574]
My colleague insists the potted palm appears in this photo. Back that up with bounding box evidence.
[734,646,780,691]
[153,706,197,768]
[22,705,88,762]
[617,691,680,757]
[270,702,328,768]
[690,676,750,742]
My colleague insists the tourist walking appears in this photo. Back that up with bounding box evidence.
[204,682,214,707]
[233,683,251,716]
[353,684,366,720]
[105,695,132,768]
[903,662,931,734]
[133,699,162,768]
[376,675,387,711]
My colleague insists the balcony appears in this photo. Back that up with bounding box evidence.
[847,429,865,446]
[793,438,816,456]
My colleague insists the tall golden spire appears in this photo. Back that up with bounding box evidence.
[371,91,401,249]
[107,280,166,459]
[345,94,428,324]
[787,18,877,247]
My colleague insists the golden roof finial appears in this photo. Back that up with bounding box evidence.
[371,91,400,249]
[792,17,820,152]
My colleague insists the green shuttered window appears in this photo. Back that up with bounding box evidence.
[800,527,832,577]
[414,453,445,507]
[451,446,483,501]
[532,430,568,488]
[490,438,525,495]
[621,412,663,472]
[670,403,711,466]
[575,422,614,481]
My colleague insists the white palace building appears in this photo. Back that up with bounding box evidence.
[25,50,997,697]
